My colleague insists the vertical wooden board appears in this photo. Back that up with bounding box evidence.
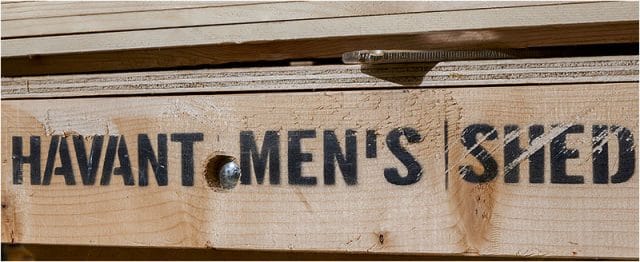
[1,83,638,258]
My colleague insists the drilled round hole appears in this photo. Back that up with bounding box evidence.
[203,155,239,189]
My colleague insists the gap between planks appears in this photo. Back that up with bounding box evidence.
[2,22,637,77]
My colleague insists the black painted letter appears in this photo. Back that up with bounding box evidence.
[460,124,498,183]
[504,125,545,183]
[101,136,134,186]
[73,135,104,185]
[12,136,41,185]
[240,131,280,185]
[43,136,76,185]
[139,134,168,186]
[384,127,422,185]
[551,125,584,184]
[288,130,316,185]
[610,126,635,183]
[171,133,203,186]
[323,129,357,185]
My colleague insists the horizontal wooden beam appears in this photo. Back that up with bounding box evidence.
[1,1,571,38]
[0,1,267,21]
[2,82,637,258]
[3,22,638,77]
[2,2,637,57]
[2,55,638,99]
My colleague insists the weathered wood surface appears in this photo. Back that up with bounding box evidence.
[2,81,637,258]
[2,55,638,99]
[2,1,637,57]
[2,1,637,76]
[1,1,265,21]
[4,22,638,77]
[1,1,572,38]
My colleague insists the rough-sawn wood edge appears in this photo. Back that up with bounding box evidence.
[2,55,637,99]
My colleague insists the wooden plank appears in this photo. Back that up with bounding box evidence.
[2,82,637,258]
[1,1,572,38]
[2,55,638,99]
[0,1,34,4]
[0,1,266,21]
[2,2,637,57]
[3,22,638,77]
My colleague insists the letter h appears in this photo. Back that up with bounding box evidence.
[12,136,41,185]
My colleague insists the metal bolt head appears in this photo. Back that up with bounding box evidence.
[218,161,240,189]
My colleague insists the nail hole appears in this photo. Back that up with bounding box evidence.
[204,155,239,189]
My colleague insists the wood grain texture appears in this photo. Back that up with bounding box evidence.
[0,1,266,21]
[2,82,637,258]
[2,1,637,57]
[2,55,638,99]
[3,22,638,77]
[1,1,571,38]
